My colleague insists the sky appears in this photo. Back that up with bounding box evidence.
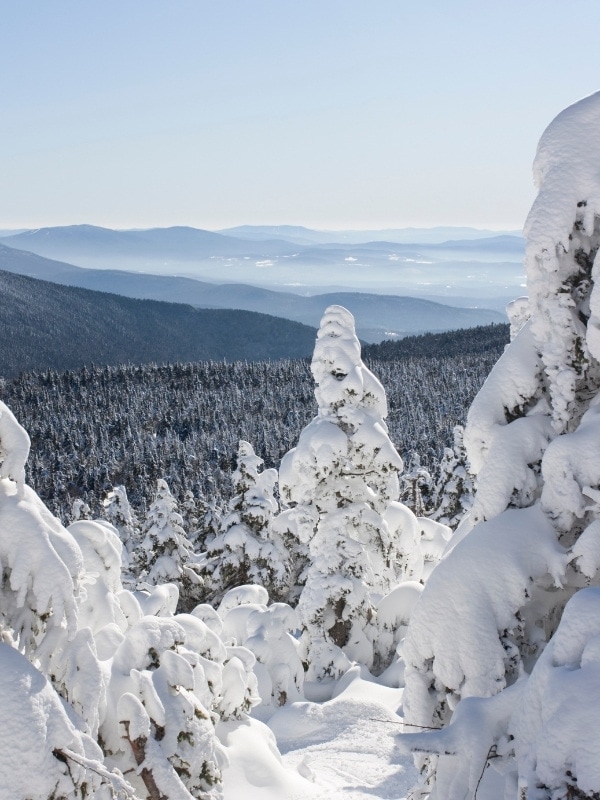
[2,1,600,232]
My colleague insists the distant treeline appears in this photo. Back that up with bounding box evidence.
[363,322,509,359]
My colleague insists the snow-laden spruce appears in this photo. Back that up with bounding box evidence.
[400,91,600,800]
[102,485,139,553]
[200,441,289,604]
[214,584,305,708]
[136,478,202,609]
[429,425,474,529]
[279,305,404,680]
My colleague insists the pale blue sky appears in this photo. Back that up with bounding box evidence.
[2,1,599,231]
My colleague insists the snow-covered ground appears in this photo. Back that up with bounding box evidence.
[220,668,418,800]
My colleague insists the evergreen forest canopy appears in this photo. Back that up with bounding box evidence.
[1,323,508,520]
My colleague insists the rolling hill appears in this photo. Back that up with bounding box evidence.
[0,270,318,376]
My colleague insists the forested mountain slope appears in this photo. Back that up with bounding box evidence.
[0,269,317,374]
[1,324,509,518]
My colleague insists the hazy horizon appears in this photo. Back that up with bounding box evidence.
[0,221,524,235]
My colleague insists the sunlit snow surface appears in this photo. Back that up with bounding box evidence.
[220,668,417,800]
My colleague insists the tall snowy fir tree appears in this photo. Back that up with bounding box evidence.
[279,305,404,681]
[102,485,139,552]
[399,91,600,800]
[184,484,223,549]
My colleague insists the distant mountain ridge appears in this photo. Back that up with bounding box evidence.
[1,224,526,299]
[218,224,524,245]
[0,242,506,342]
[5,223,300,262]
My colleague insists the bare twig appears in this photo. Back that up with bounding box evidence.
[53,747,139,799]
[474,745,497,799]
[368,717,443,730]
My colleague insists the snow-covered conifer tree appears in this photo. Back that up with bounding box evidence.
[214,585,305,708]
[400,91,600,800]
[102,484,140,561]
[185,481,223,551]
[0,400,311,799]
[279,305,404,680]
[201,441,288,603]
[0,404,137,796]
[429,425,474,529]
[183,488,200,531]
[71,497,91,522]
[137,478,201,609]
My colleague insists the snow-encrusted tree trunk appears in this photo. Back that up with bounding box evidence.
[400,92,600,800]
[280,305,404,681]
[200,441,289,604]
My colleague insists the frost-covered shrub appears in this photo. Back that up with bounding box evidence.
[279,305,404,680]
[401,91,600,799]
[375,581,423,677]
[103,614,229,799]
